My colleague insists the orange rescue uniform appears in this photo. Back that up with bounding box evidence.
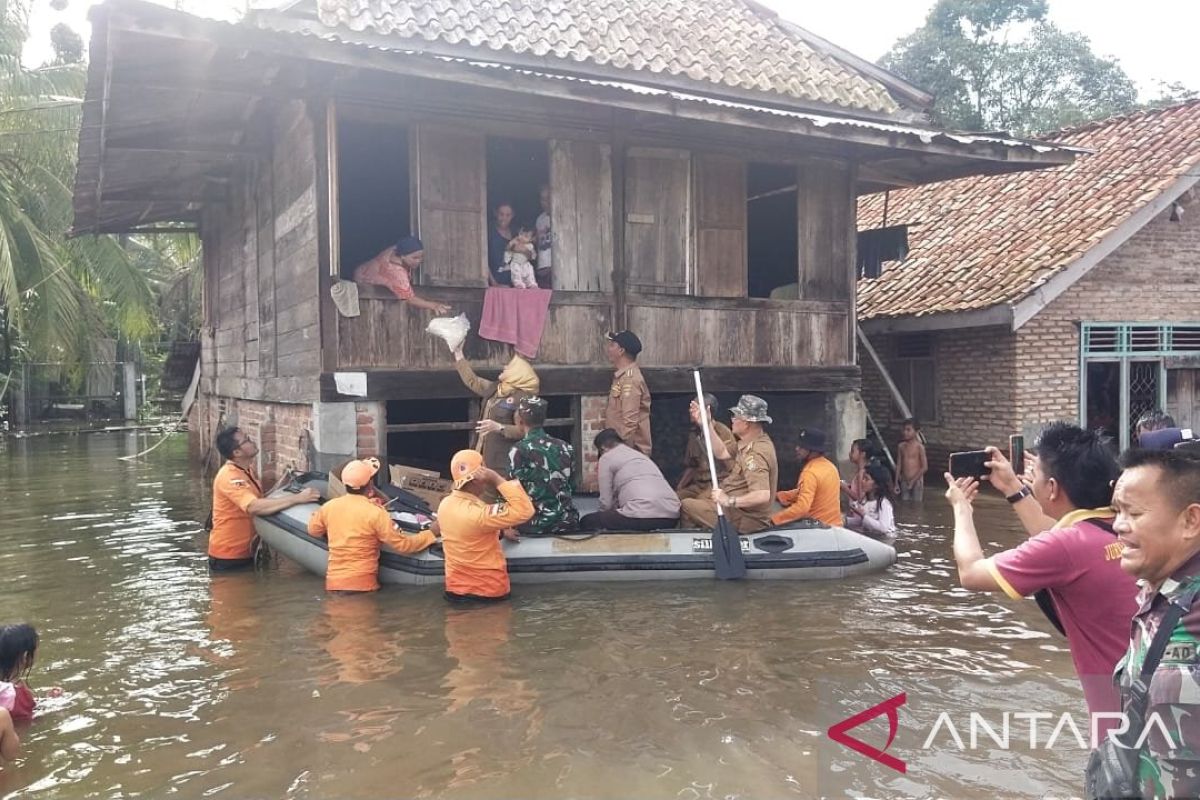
[209,461,264,559]
[307,493,438,592]
[771,455,844,527]
[437,479,534,598]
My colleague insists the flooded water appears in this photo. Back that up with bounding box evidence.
[0,433,1091,798]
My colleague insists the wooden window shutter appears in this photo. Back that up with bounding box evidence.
[549,139,613,292]
[624,147,690,294]
[415,126,487,287]
[694,154,746,297]
[796,159,854,301]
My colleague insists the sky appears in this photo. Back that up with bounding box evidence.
[24,0,1200,99]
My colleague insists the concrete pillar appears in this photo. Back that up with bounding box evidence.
[122,362,138,421]
[830,391,867,478]
[310,401,358,473]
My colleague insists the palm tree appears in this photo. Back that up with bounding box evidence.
[0,1,157,411]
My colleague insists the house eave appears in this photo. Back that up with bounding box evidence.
[72,0,1079,234]
[858,305,1014,334]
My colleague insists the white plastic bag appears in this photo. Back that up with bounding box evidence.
[426,313,470,353]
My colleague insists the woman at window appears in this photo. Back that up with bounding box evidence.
[352,236,451,314]
[487,202,515,287]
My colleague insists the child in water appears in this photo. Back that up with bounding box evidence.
[846,461,898,538]
[896,418,928,501]
[0,624,61,725]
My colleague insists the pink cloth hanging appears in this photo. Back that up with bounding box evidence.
[478,287,553,359]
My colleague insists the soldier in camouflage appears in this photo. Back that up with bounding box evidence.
[1111,448,1200,800]
[509,396,580,535]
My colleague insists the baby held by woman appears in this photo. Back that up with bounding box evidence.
[504,228,539,289]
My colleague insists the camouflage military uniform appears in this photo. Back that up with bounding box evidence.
[1115,552,1200,799]
[510,428,580,535]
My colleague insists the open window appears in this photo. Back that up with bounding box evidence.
[486,137,550,286]
[336,113,411,277]
[746,162,798,299]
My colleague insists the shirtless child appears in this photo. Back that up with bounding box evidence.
[896,418,927,501]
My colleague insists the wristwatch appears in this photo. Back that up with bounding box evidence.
[1006,485,1033,504]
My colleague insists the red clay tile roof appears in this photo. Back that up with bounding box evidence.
[314,0,906,115]
[857,100,1200,321]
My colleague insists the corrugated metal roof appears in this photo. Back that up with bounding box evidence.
[856,101,1200,321]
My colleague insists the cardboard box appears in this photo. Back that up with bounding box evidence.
[389,464,453,508]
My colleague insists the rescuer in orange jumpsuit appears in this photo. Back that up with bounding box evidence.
[437,450,534,602]
[307,458,438,593]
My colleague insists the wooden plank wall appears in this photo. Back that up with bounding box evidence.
[694,154,747,298]
[416,126,488,288]
[797,159,855,302]
[549,139,614,293]
[623,147,690,295]
[332,146,858,375]
[272,101,321,378]
[338,288,613,370]
[627,297,849,368]
[200,99,321,402]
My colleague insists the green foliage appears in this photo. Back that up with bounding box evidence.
[0,1,162,376]
[881,0,1139,134]
[49,23,82,65]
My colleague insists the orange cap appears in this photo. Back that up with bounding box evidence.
[342,457,380,489]
[450,449,484,489]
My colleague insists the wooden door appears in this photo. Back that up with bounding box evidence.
[694,154,746,297]
[624,147,690,295]
[796,159,854,301]
[549,139,613,292]
[416,126,487,287]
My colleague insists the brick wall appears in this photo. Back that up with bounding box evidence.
[1016,195,1200,430]
[579,394,608,491]
[860,326,1019,473]
[355,402,384,458]
[189,395,314,485]
[860,190,1200,475]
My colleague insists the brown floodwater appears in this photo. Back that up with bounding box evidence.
[0,433,1091,798]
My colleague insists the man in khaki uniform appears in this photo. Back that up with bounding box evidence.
[677,393,736,501]
[604,330,651,455]
[679,395,778,534]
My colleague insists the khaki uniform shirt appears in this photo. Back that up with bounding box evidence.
[605,364,651,455]
[720,434,778,528]
[683,422,736,488]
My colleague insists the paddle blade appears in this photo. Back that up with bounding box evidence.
[713,511,746,580]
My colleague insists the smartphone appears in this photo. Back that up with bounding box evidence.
[1009,435,1025,476]
[948,450,991,480]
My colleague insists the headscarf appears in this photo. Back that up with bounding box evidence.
[496,354,539,396]
[394,235,424,256]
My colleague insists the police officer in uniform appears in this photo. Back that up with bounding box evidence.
[604,330,651,456]
[679,395,778,535]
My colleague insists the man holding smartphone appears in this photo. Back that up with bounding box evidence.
[943,422,1139,738]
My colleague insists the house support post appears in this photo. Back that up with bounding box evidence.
[830,391,866,478]
[857,327,913,419]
